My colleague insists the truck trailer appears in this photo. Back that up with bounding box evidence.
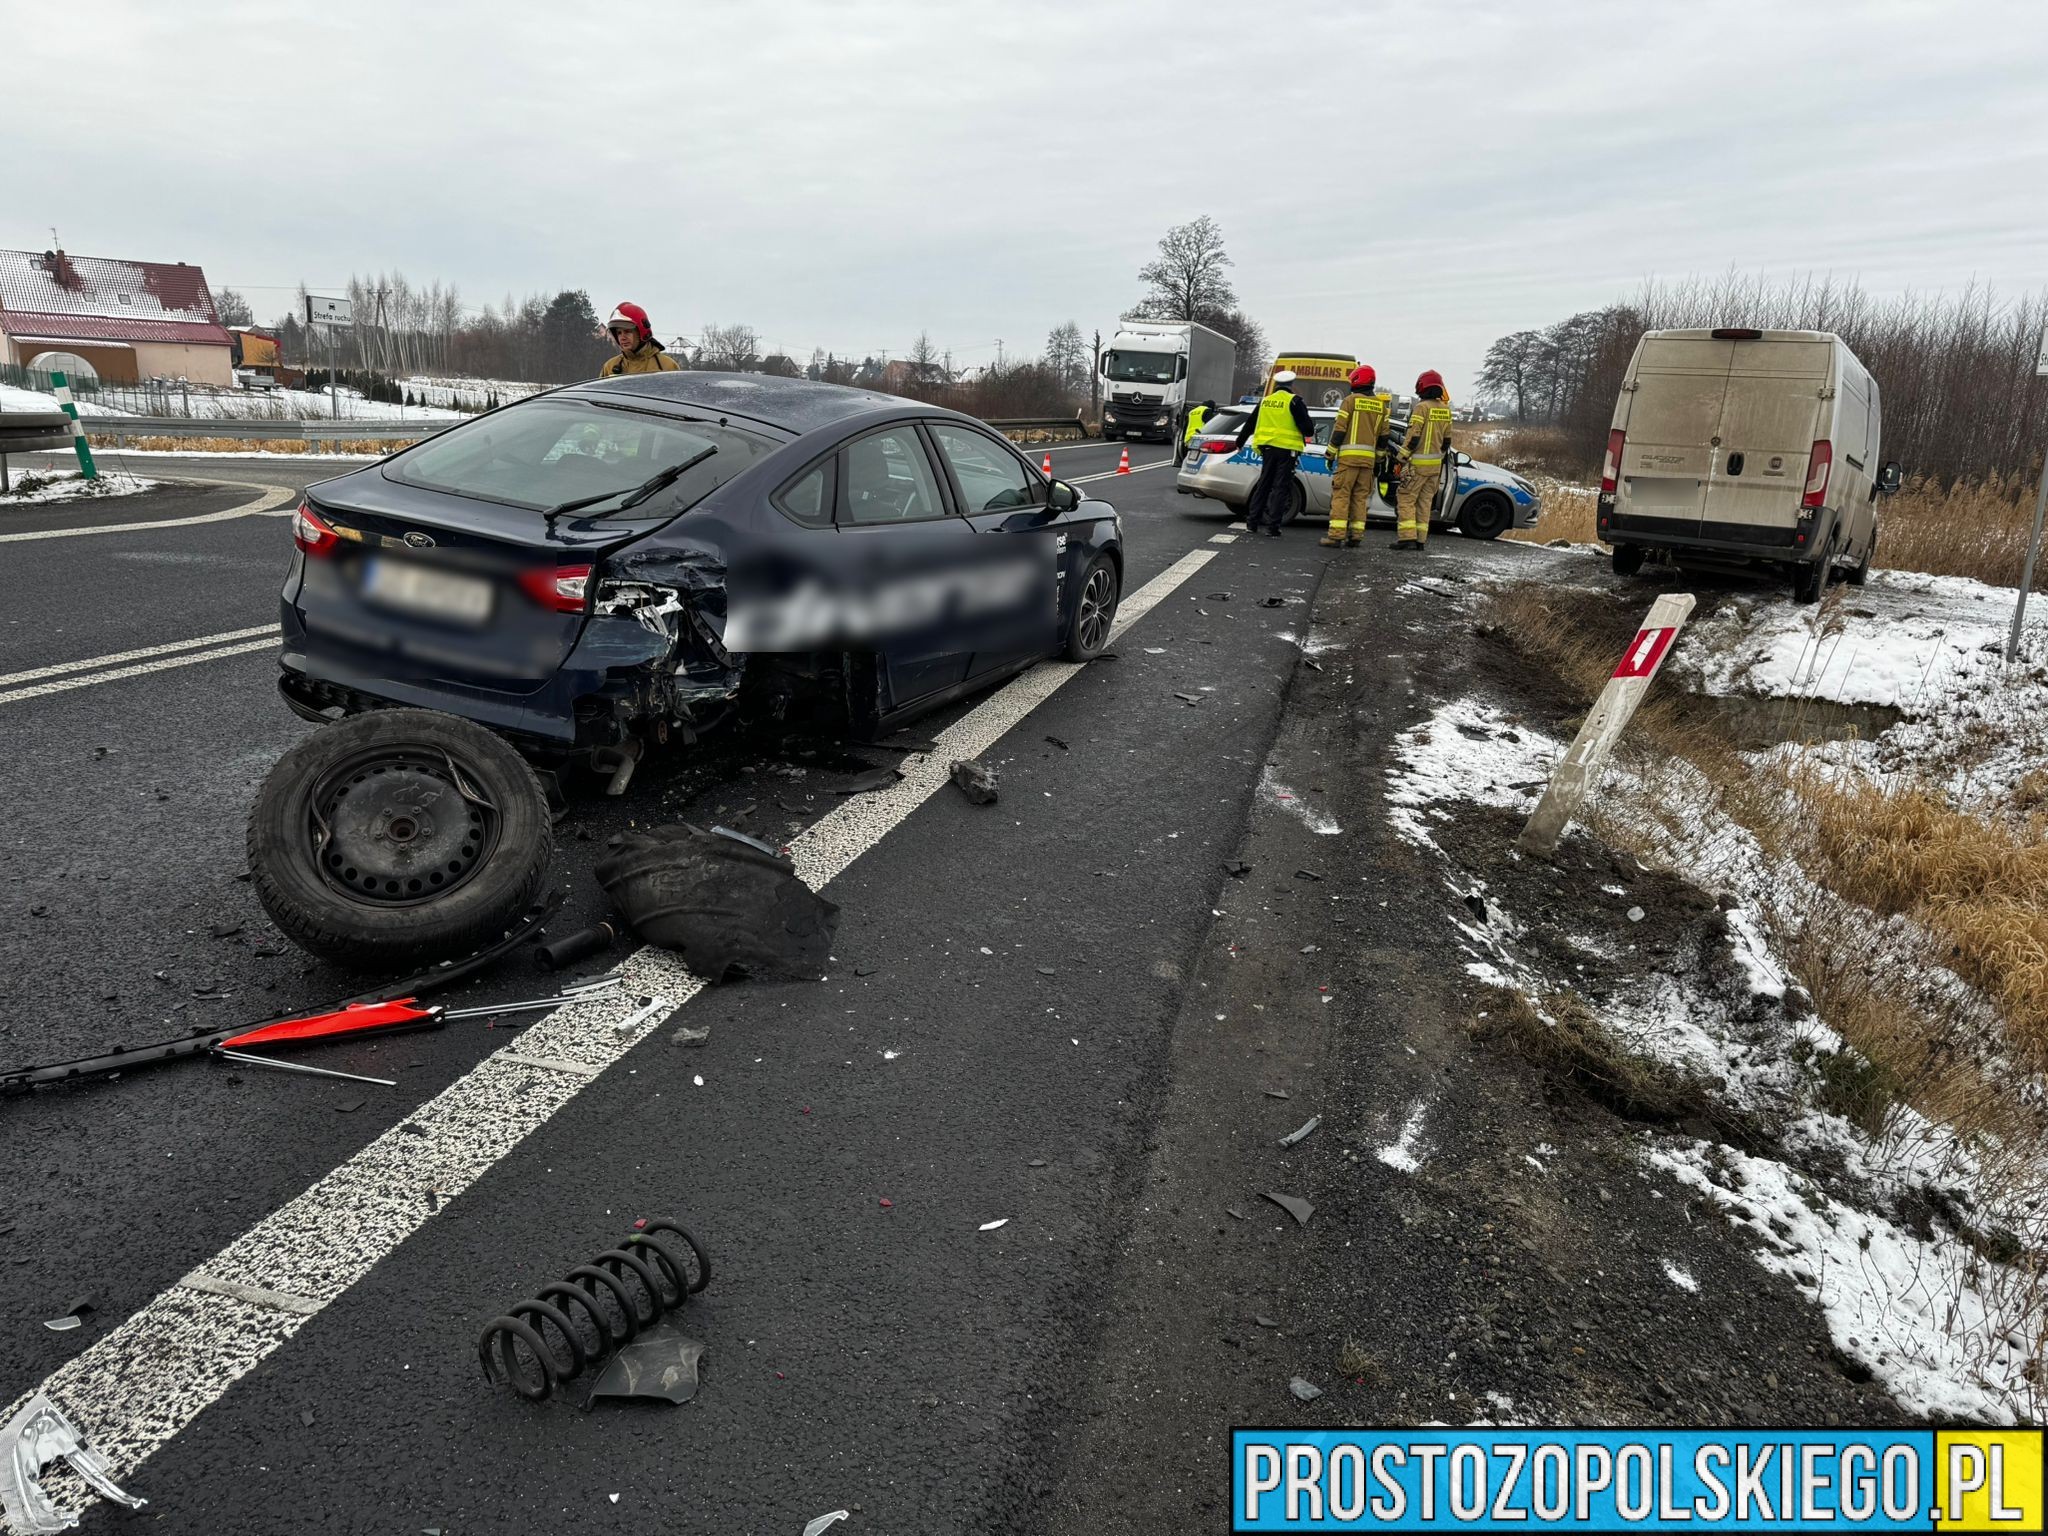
[1099,320,1236,445]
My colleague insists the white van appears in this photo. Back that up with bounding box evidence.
[1597,328,1901,602]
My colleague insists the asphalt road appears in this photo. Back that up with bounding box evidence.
[0,433,1352,1532]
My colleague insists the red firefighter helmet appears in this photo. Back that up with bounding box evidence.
[1349,364,1377,390]
[1415,369,1445,396]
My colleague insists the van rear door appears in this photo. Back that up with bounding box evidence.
[1704,338,1830,538]
[1618,335,1733,527]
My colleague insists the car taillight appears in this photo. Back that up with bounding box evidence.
[518,564,593,613]
[1600,429,1626,494]
[292,501,339,558]
[1802,440,1832,508]
[1201,438,1235,454]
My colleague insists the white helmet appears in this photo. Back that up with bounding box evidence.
[1272,369,1297,384]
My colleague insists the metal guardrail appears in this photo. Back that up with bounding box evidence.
[82,416,458,448]
[985,415,1088,437]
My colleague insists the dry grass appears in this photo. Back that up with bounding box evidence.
[1802,775,2048,1069]
[1878,474,2046,589]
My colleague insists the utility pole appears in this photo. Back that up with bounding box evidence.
[1091,327,1103,431]
[995,339,1003,374]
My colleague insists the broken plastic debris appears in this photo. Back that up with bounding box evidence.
[1627,905,1646,922]
[949,758,999,805]
[977,1218,1009,1232]
[803,1513,851,1536]
[1,1393,147,1531]
[1172,692,1201,706]
[1264,1088,1292,1100]
[1255,1315,1279,1328]
[1044,734,1068,751]
[1278,1116,1321,1148]
[832,766,903,796]
[671,1024,711,1048]
[587,1324,707,1406]
[1259,596,1286,608]
[40,1300,92,1333]
[1261,1191,1314,1226]
[1289,1377,1324,1403]
[1223,860,1252,878]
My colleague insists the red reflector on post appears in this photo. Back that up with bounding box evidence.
[1612,626,1677,679]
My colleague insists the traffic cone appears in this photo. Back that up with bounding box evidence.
[1116,447,1131,475]
[1042,453,1053,478]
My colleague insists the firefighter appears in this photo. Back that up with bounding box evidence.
[1393,369,1454,550]
[1234,371,1314,537]
[1322,364,1388,548]
[600,302,681,378]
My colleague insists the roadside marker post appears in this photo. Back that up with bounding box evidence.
[48,370,99,481]
[2002,335,2048,665]
[1517,591,1696,857]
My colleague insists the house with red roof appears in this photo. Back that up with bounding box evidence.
[0,246,234,386]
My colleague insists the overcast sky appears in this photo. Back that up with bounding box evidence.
[4,0,2041,393]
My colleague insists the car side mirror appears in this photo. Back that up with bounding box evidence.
[1455,451,1473,467]
[1047,480,1079,512]
[1878,461,1902,495]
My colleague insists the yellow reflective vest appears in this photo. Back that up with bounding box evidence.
[1330,390,1390,463]
[1402,399,1454,467]
[1182,404,1209,445]
[1251,390,1305,452]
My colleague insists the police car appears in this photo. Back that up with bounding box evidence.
[1173,404,1542,539]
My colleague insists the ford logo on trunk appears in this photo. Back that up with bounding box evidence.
[402,531,435,549]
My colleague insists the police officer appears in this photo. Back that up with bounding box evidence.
[1393,370,1453,550]
[1177,398,1216,465]
[1322,364,1388,548]
[1234,370,1315,537]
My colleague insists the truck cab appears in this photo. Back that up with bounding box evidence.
[1099,320,1236,445]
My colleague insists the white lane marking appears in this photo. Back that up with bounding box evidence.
[0,482,296,544]
[0,639,278,707]
[0,625,280,689]
[1209,534,1239,544]
[1069,461,1171,484]
[0,546,1219,1503]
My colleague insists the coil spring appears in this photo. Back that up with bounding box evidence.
[477,1219,712,1401]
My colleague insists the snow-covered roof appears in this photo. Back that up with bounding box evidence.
[0,248,231,347]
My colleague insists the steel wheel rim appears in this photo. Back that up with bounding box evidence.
[1077,567,1115,652]
[308,745,502,908]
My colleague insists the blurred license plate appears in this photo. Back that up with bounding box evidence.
[362,558,492,624]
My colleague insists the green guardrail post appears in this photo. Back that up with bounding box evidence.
[49,371,99,480]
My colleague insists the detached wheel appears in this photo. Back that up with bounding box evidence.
[1612,543,1646,576]
[1064,555,1120,661]
[248,709,554,970]
[1459,490,1512,541]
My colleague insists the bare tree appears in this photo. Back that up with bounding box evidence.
[1478,330,1543,421]
[213,286,255,328]
[1043,321,1089,398]
[699,322,759,372]
[1133,216,1237,322]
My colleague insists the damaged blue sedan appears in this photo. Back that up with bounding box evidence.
[253,375,1123,967]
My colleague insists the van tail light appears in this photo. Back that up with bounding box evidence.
[518,564,593,613]
[1600,430,1626,494]
[1802,441,1832,508]
[292,501,339,558]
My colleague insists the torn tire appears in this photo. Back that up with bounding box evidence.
[248,709,554,970]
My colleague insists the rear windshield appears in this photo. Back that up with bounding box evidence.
[1203,409,1250,435]
[384,397,776,513]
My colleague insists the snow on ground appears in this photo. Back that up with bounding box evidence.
[1681,571,2048,808]
[1650,1139,2033,1423]
[0,382,74,416]
[1385,689,2048,1422]
[1375,1099,1431,1171]
[1260,766,1341,835]
[0,469,156,505]
[401,375,547,410]
[4,380,462,423]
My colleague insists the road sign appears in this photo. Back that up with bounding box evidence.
[305,294,352,329]
[1518,592,1696,855]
